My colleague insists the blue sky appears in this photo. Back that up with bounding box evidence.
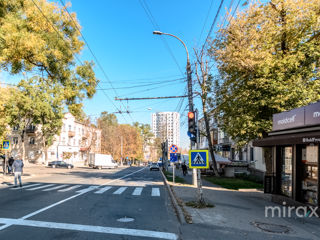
[2,0,245,148]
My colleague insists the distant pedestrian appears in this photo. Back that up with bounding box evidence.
[8,157,14,175]
[181,162,187,176]
[12,155,24,188]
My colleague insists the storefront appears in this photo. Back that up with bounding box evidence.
[253,102,320,207]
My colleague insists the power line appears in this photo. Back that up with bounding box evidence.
[97,79,185,91]
[139,0,185,76]
[58,0,134,123]
[198,0,215,44]
[115,95,188,101]
[201,0,225,53]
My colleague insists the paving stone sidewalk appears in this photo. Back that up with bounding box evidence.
[167,166,320,240]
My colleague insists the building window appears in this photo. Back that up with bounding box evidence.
[13,137,18,145]
[250,147,254,161]
[51,151,55,156]
[29,137,35,145]
[13,126,19,131]
[69,125,71,131]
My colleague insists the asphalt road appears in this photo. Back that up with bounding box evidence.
[0,166,180,240]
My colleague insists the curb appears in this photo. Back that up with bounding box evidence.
[160,170,186,224]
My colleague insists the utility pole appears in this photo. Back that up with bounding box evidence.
[121,136,123,166]
[196,109,204,204]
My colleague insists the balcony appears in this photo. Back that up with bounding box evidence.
[68,131,75,137]
[26,126,36,136]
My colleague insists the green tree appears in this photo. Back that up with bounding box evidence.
[210,0,320,145]
[0,0,98,117]
[5,78,64,162]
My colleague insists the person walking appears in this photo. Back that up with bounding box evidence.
[8,156,14,175]
[181,162,188,176]
[12,155,24,188]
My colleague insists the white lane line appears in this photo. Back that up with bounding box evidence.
[94,186,112,194]
[132,187,143,196]
[43,185,68,191]
[58,185,81,192]
[27,184,55,191]
[151,188,160,197]
[76,186,99,194]
[10,183,41,190]
[0,218,178,240]
[113,187,127,195]
[0,167,147,231]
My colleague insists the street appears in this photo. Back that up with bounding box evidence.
[0,166,179,240]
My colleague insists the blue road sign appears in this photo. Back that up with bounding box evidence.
[169,144,178,153]
[189,150,209,169]
[2,140,10,150]
[170,153,178,162]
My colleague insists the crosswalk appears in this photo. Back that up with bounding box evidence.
[9,183,161,197]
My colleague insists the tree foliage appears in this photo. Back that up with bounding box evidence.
[97,112,144,161]
[210,0,320,145]
[0,0,98,117]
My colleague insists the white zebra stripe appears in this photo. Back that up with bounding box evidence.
[94,186,112,194]
[58,185,82,192]
[113,187,127,195]
[151,188,160,197]
[43,185,68,191]
[27,184,56,191]
[132,187,143,196]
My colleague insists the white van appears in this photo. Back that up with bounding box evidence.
[89,153,118,169]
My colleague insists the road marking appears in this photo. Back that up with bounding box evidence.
[43,185,68,191]
[27,184,56,191]
[58,185,81,192]
[0,218,178,240]
[113,187,127,195]
[94,186,112,194]
[0,167,147,232]
[76,186,99,194]
[151,188,160,197]
[132,187,143,196]
[10,183,41,190]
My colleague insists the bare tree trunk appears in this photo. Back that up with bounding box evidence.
[202,101,219,176]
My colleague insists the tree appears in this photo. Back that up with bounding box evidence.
[5,77,63,162]
[0,86,13,143]
[0,0,98,117]
[133,122,154,162]
[194,48,219,176]
[210,0,320,145]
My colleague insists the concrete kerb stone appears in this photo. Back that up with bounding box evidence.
[160,170,186,224]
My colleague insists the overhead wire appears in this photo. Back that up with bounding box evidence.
[58,0,135,123]
[30,0,129,123]
[198,0,215,44]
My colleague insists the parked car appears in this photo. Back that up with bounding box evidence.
[48,161,73,169]
[149,162,160,171]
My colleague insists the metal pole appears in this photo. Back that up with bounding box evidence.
[173,162,175,184]
[121,136,123,166]
[196,109,204,204]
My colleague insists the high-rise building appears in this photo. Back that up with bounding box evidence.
[151,112,180,148]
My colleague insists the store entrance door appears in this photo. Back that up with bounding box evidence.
[300,145,318,205]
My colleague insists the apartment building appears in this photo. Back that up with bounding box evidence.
[9,113,101,165]
[151,112,180,148]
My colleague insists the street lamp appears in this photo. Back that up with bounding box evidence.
[153,30,197,185]
[152,31,193,114]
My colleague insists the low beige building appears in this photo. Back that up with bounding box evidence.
[9,113,101,165]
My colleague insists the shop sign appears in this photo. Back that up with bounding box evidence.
[273,107,304,131]
[302,137,320,143]
[305,101,320,126]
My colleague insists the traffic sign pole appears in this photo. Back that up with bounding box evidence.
[196,109,204,204]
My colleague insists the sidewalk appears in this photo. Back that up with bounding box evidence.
[167,167,320,240]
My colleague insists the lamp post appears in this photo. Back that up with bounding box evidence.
[152,31,193,113]
[153,31,197,186]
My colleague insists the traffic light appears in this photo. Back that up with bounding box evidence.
[188,111,196,136]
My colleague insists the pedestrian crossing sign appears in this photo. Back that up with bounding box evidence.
[189,150,209,169]
[1,140,10,150]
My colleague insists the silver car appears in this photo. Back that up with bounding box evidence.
[149,162,160,171]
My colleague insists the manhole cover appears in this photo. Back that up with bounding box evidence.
[117,217,134,223]
[252,222,291,234]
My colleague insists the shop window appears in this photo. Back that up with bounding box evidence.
[301,145,318,205]
[250,147,254,161]
[281,147,293,197]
